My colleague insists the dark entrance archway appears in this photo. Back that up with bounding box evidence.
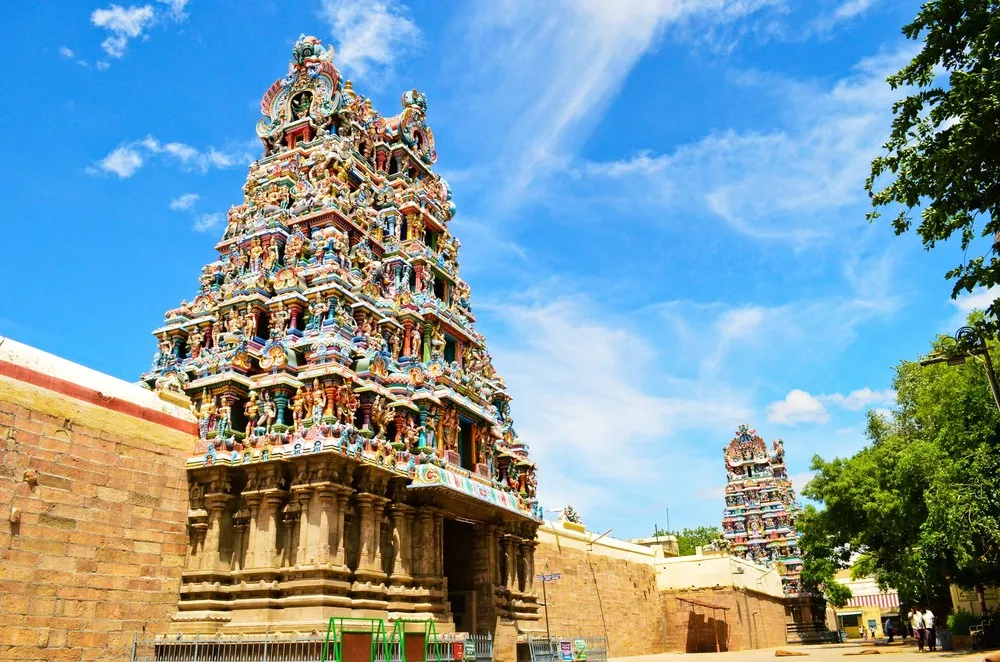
[443,518,477,632]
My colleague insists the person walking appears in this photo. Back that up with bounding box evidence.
[923,608,936,652]
[885,618,895,644]
[910,607,926,651]
[859,624,866,640]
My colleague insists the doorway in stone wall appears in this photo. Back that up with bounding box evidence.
[443,518,476,633]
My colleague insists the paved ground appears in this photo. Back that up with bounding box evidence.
[611,641,1000,662]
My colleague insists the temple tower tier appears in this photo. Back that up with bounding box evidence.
[142,35,541,636]
[721,425,802,596]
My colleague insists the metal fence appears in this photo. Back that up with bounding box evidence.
[131,631,493,662]
[131,633,330,662]
[526,636,606,662]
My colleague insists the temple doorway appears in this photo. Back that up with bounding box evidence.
[443,518,476,632]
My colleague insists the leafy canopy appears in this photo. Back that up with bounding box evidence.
[799,318,1000,606]
[654,526,722,557]
[867,1,1000,321]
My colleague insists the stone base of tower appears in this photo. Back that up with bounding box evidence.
[172,455,540,637]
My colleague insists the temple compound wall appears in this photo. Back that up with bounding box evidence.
[0,339,196,662]
[536,521,791,656]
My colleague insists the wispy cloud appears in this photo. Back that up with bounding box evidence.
[59,46,75,59]
[450,0,782,212]
[193,213,223,232]
[767,386,896,425]
[320,0,420,80]
[88,1,188,63]
[565,43,917,243]
[89,135,251,178]
[91,4,157,58]
[169,193,199,211]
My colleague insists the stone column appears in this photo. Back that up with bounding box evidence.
[501,535,516,589]
[371,496,388,578]
[295,489,312,566]
[390,504,412,582]
[422,323,431,363]
[242,496,261,569]
[433,511,444,577]
[523,540,537,594]
[202,494,232,571]
[355,493,375,572]
[413,510,432,579]
[402,320,413,357]
[316,487,335,564]
[473,523,496,633]
[332,488,351,568]
[259,493,284,568]
[231,518,248,572]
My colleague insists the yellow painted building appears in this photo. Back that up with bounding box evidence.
[833,571,901,639]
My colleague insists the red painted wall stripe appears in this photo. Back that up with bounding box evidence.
[0,359,197,436]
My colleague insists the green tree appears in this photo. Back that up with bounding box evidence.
[800,319,1000,607]
[654,525,722,556]
[867,2,1000,321]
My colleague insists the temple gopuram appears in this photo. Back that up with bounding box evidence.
[721,425,803,596]
[141,35,541,636]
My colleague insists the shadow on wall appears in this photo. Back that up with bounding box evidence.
[686,613,729,653]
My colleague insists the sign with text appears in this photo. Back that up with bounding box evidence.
[463,640,477,660]
[573,640,588,661]
[536,573,561,582]
[559,640,573,662]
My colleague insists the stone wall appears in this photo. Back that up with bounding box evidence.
[660,587,788,652]
[0,343,196,662]
[534,532,667,657]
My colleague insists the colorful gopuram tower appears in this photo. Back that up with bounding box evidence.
[721,425,803,596]
[142,35,541,635]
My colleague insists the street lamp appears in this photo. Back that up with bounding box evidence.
[919,325,1000,411]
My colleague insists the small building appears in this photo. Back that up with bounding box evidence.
[833,571,901,639]
[629,534,680,557]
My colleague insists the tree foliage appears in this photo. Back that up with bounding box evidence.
[799,320,1000,606]
[654,526,722,556]
[867,1,1000,322]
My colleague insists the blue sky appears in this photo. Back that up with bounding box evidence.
[0,0,988,538]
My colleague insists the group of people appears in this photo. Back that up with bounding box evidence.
[862,607,935,651]
[907,607,937,652]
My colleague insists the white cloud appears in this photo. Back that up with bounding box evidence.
[953,286,1000,315]
[158,0,189,21]
[822,387,896,411]
[566,44,918,243]
[768,389,830,424]
[59,46,75,58]
[483,293,752,533]
[320,0,421,79]
[97,146,144,178]
[193,213,223,232]
[90,136,250,177]
[450,0,781,211]
[834,0,876,21]
[89,1,188,62]
[91,4,157,58]
[767,386,896,425]
[169,193,199,211]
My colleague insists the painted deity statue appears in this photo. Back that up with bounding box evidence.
[311,379,326,424]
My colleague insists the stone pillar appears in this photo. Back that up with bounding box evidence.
[414,510,432,579]
[316,488,335,564]
[259,493,284,568]
[361,396,373,431]
[355,493,375,573]
[324,381,337,418]
[231,518,248,572]
[371,496,388,577]
[523,540,537,594]
[402,320,413,357]
[490,526,502,586]
[274,388,291,427]
[390,504,412,582]
[289,304,301,331]
[473,523,496,633]
[433,511,444,578]
[295,489,312,565]
[501,535,516,589]
[243,496,261,569]
[332,488,351,568]
[202,494,232,571]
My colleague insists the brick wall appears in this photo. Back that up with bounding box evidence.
[661,587,787,652]
[534,536,667,657]
[0,369,196,661]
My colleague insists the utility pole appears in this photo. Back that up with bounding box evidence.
[920,325,1000,411]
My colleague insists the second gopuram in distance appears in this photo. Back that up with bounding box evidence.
[142,35,542,636]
